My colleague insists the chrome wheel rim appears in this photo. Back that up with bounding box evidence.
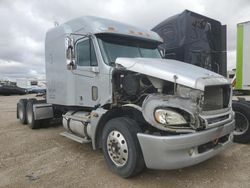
[234,111,249,135]
[107,130,128,167]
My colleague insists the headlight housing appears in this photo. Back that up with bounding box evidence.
[177,85,203,103]
[154,109,187,126]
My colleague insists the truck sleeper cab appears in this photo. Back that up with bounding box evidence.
[17,16,235,178]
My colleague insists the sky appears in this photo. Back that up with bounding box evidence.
[0,0,249,81]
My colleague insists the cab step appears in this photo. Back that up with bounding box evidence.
[60,131,91,144]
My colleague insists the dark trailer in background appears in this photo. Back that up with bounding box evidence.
[152,10,227,76]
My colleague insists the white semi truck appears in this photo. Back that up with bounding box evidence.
[17,16,234,178]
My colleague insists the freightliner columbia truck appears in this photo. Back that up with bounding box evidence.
[17,16,235,178]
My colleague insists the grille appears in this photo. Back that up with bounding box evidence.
[202,85,230,111]
[207,114,230,124]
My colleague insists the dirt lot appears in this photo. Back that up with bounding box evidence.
[0,95,250,188]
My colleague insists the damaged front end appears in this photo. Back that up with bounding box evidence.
[113,57,234,134]
[138,82,235,170]
[112,57,235,170]
[141,84,234,133]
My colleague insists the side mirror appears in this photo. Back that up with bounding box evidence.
[66,37,76,70]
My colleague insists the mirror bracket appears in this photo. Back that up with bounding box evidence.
[91,66,99,73]
[66,36,76,70]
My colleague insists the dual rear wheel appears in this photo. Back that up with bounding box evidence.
[17,98,47,129]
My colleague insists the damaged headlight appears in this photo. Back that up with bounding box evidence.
[154,109,187,126]
[177,85,203,103]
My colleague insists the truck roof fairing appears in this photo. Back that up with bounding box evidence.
[46,16,163,43]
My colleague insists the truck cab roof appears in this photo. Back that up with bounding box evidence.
[46,16,163,43]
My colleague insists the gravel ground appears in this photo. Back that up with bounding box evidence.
[0,94,250,188]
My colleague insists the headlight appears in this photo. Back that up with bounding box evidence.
[154,109,187,126]
[177,85,203,102]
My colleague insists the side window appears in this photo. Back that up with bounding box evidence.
[76,39,98,66]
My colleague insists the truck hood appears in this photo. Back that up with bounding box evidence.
[115,58,230,91]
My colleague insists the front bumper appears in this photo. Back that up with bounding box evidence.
[137,120,235,170]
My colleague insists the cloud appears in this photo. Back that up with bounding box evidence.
[0,0,250,81]
[0,59,45,80]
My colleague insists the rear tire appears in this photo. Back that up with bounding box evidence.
[17,99,28,124]
[102,117,145,178]
[26,100,41,129]
[232,101,250,143]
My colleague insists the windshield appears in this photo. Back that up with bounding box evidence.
[97,34,162,65]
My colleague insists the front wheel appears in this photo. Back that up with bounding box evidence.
[102,117,145,178]
[232,101,250,143]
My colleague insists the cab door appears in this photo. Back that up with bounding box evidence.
[72,37,100,107]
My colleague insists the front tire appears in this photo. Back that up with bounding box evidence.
[232,101,250,143]
[102,117,145,178]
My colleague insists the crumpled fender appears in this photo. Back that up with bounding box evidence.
[141,94,201,132]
